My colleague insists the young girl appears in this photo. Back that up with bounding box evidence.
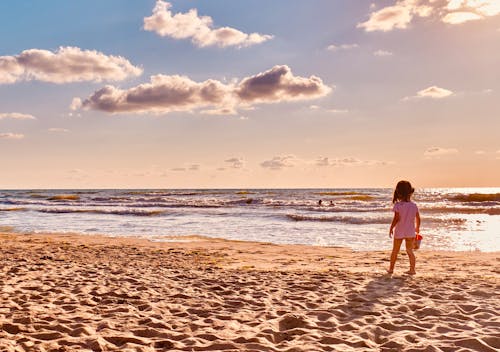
[388,180,420,275]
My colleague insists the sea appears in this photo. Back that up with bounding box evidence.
[0,188,499,252]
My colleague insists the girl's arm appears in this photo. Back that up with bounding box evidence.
[416,211,421,234]
[389,212,400,238]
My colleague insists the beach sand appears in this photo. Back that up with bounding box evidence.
[1,232,498,351]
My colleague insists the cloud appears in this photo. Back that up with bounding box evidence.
[235,65,332,104]
[224,157,245,169]
[70,98,83,111]
[0,132,24,139]
[316,156,389,167]
[260,155,297,170]
[404,85,454,100]
[358,0,500,32]
[48,128,69,133]
[189,164,200,171]
[326,108,349,114]
[326,43,359,51]
[0,112,36,120]
[442,11,483,24]
[0,47,142,84]
[374,49,393,56]
[417,86,454,98]
[144,0,273,48]
[357,1,420,32]
[424,147,459,157]
[78,65,331,115]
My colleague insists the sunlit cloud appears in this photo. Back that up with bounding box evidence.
[0,132,24,139]
[0,112,36,120]
[48,128,69,133]
[144,0,273,48]
[358,0,500,32]
[374,49,393,56]
[326,108,349,114]
[424,147,459,157]
[260,155,297,170]
[315,156,389,167]
[404,85,454,100]
[78,65,331,115]
[0,47,142,84]
[475,150,486,155]
[417,86,454,98]
[235,65,332,104]
[326,43,359,51]
[442,11,483,23]
[357,1,424,32]
[224,157,245,169]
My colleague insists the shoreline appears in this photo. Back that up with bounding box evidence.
[1,231,499,351]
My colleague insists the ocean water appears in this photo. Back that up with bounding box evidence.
[0,188,499,252]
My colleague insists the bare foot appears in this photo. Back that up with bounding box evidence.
[387,269,393,274]
[405,270,416,275]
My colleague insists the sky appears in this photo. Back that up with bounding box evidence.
[0,0,499,189]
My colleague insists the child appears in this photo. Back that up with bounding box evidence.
[388,180,420,275]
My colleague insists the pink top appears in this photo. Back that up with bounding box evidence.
[393,201,418,239]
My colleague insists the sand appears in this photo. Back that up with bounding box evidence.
[0,232,498,352]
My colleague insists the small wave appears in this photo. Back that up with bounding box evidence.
[286,213,468,226]
[421,206,500,215]
[0,207,27,212]
[226,198,256,205]
[315,191,366,196]
[449,193,500,202]
[37,208,164,216]
[286,214,389,224]
[48,194,80,201]
[29,193,47,199]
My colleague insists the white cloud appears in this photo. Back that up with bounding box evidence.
[358,0,500,32]
[224,157,245,169]
[327,43,359,51]
[417,86,454,98]
[48,128,69,133]
[260,155,297,170]
[357,1,417,32]
[70,98,82,111]
[0,112,36,120]
[144,0,273,48]
[404,85,454,100]
[424,147,459,157]
[79,65,331,115]
[442,11,482,24]
[0,132,24,139]
[374,49,393,56]
[0,47,142,84]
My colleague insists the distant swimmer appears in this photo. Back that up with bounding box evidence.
[318,199,323,206]
[329,200,335,206]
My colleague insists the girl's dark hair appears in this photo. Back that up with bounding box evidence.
[393,180,415,203]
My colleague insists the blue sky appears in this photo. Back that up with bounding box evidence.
[0,0,499,188]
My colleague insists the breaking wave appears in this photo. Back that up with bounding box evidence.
[448,193,500,203]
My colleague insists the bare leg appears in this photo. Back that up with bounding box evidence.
[388,239,403,273]
[405,238,416,274]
